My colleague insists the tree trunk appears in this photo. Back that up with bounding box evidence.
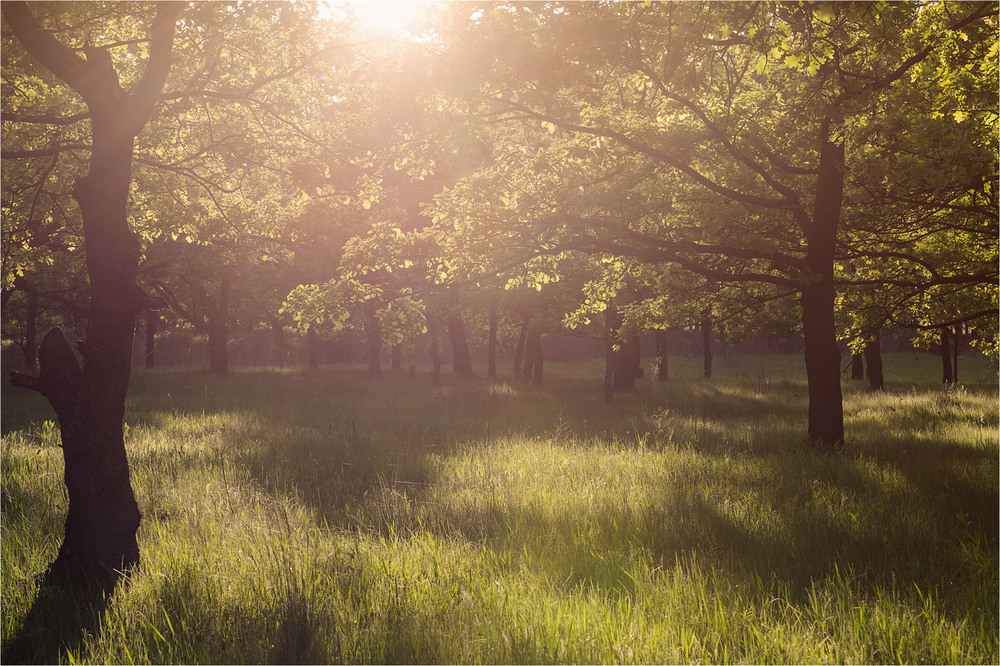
[366,310,381,379]
[306,326,320,369]
[850,352,864,380]
[608,302,639,392]
[801,123,845,450]
[428,315,442,386]
[207,279,229,376]
[447,310,473,375]
[512,321,527,377]
[654,329,668,382]
[24,289,39,371]
[270,316,285,368]
[144,310,158,369]
[487,302,498,380]
[529,331,543,385]
[864,331,884,392]
[5,1,180,583]
[953,324,960,384]
[521,329,536,383]
[604,310,615,402]
[941,326,953,384]
[701,309,713,379]
[391,344,402,374]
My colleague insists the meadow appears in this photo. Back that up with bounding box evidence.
[2,352,997,664]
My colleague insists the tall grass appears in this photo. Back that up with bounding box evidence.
[2,353,997,663]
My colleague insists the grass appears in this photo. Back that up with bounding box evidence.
[2,352,997,664]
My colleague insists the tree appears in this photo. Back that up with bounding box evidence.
[3,1,180,582]
[437,1,996,449]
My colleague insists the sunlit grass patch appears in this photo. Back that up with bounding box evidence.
[2,354,997,663]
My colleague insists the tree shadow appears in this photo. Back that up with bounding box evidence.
[2,574,122,664]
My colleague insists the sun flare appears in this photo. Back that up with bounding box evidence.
[340,0,432,38]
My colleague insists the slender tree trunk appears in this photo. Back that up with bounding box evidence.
[487,302,498,380]
[529,331,543,385]
[144,310,158,369]
[604,311,615,402]
[521,329,536,383]
[270,316,285,368]
[801,123,845,450]
[864,331,884,392]
[850,352,864,380]
[24,289,39,371]
[701,310,713,379]
[513,321,527,377]
[941,326,953,384]
[207,279,229,375]
[654,329,668,382]
[447,310,473,375]
[306,326,320,369]
[428,315,442,386]
[953,324,960,385]
[366,310,381,379]
[391,345,402,374]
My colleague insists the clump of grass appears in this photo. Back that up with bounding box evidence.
[2,354,997,663]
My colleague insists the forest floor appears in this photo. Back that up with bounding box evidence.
[2,353,997,664]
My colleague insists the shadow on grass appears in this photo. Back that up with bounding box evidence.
[2,576,119,664]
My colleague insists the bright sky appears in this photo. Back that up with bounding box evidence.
[322,0,434,39]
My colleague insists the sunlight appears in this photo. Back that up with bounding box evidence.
[330,0,432,39]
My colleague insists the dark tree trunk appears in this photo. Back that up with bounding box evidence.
[521,329,536,383]
[608,302,639,392]
[24,289,39,371]
[941,326,953,384]
[654,329,668,382]
[612,341,639,391]
[529,331,543,385]
[5,2,180,582]
[365,311,381,379]
[512,321,527,377]
[850,352,864,380]
[447,310,473,375]
[270,316,285,368]
[953,324,960,384]
[391,344,402,374]
[207,279,229,376]
[801,123,845,450]
[428,315,442,386]
[701,310,713,379]
[144,310,158,369]
[306,326,320,369]
[604,311,615,402]
[487,302,498,380]
[864,331,884,392]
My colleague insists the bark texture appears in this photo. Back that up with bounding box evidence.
[801,124,845,450]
